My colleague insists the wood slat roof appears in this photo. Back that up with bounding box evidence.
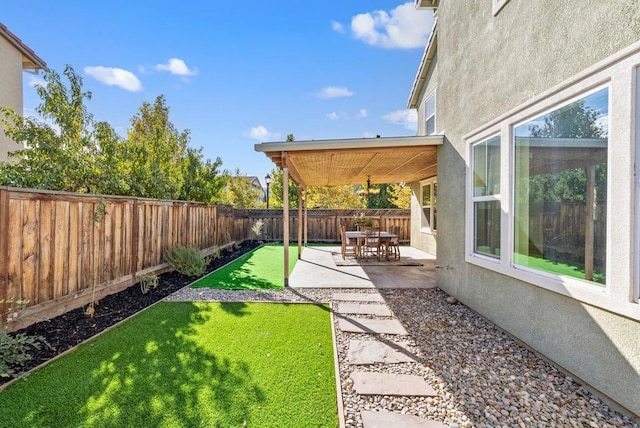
[255,135,442,188]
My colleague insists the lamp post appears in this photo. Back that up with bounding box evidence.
[265,174,271,209]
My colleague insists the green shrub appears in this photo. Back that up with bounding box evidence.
[0,299,48,378]
[0,326,45,378]
[164,246,206,277]
[138,274,159,294]
[251,220,264,240]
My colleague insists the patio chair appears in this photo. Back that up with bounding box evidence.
[340,224,358,260]
[361,227,382,261]
[387,225,401,260]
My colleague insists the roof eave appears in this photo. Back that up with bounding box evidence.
[255,135,443,154]
[0,23,48,71]
[407,20,437,109]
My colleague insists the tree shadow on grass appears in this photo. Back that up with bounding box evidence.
[0,302,265,427]
[220,301,251,317]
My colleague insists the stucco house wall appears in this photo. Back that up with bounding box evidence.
[0,34,25,162]
[410,49,438,255]
[414,0,640,416]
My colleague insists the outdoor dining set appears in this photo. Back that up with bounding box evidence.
[340,222,401,262]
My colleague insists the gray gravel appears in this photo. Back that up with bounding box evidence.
[165,286,638,427]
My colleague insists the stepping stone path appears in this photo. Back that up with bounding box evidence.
[351,372,437,396]
[347,339,416,365]
[361,411,447,428]
[333,292,385,302]
[337,303,392,316]
[332,292,444,428]
[338,317,408,335]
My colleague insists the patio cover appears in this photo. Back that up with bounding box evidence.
[254,135,443,286]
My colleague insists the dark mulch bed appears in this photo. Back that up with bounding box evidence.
[1,240,262,387]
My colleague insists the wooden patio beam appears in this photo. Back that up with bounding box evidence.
[285,156,308,189]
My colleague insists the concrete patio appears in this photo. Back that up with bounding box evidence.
[289,245,437,289]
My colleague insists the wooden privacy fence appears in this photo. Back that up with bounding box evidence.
[233,208,411,243]
[0,187,412,331]
[0,188,249,331]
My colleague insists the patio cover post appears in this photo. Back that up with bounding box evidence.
[298,187,303,259]
[304,190,308,247]
[283,159,289,287]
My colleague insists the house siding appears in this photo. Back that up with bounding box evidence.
[0,34,24,162]
[410,181,437,255]
[410,52,438,255]
[430,0,640,416]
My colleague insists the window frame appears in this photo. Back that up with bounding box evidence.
[635,66,640,304]
[464,42,640,320]
[493,0,511,16]
[420,177,437,234]
[424,90,437,136]
[470,134,502,260]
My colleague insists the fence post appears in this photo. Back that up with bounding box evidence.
[185,202,191,247]
[0,189,9,323]
[130,199,139,284]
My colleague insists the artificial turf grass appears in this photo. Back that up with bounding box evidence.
[191,243,298,290]
[0,302,338,428]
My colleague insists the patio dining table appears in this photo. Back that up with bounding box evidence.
[345,230,398,261]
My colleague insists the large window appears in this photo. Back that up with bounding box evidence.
[465,44,640,319]
[421,179,437,233]
[425,91,436,135]
[472,136,501,258]
[514,88,608,285]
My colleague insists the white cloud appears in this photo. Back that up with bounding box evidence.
[351,2,434,49]
[27,76,46,88]
[155,58,198,76]
[83,66,142,92]
[316,86,354,99]
[244,125,282,141]
[382,109,418,130]
[326,110,366,120]
[363,131,378,138]
[331,20,345,33]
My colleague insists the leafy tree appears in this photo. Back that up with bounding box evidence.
[529,99,604,139]
[0,65,119,193]
[123,95,188,200]
[366,183,395,208]
[268,167,299,208]
[267,134,299,208]
[526,98,606,203]
[305,185,365,209]
[219,168,263,208]
[388,183,412,208]
[180,147,225,203]
[0,66,226,205]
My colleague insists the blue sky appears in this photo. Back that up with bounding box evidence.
[4,1,434,185]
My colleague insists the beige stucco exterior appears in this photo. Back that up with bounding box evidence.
[0,34,25,162]
[410,0,640,417]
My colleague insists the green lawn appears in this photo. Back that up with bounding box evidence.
[0,302,338,428]
[476,247,605,284]
[191,244,298,290]
[514,253,605,284]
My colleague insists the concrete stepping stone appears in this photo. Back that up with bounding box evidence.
[332,292,384,302]
[338,303,392,316]
[338,317,408,335]
[361,411,446,428]
[348,339,416,364]
[351,371,437,396]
